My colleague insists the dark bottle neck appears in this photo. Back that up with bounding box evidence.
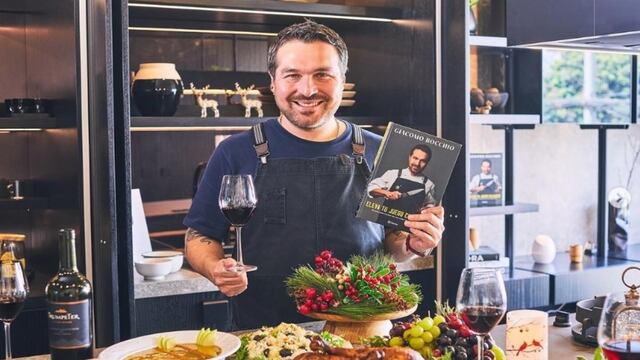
[58,229,78,272]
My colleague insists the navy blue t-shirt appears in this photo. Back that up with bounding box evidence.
[183,118,382,242]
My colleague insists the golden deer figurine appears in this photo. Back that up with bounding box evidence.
[234,83,263,118]
[190,83,220,118]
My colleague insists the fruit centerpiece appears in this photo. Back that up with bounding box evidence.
[286,251,422,342]
[367,301,506,360]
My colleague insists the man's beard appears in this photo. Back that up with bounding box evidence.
[280,94,335,130]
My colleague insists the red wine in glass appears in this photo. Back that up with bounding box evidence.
[219,175,258,272]
[456,268,506,360]
[0,298,25,322]
[602,340,640,360]
[461,306,505,334]
[221,206,256,226]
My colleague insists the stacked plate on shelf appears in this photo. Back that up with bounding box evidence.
[256,83,356,107]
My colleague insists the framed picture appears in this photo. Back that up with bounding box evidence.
[469,153,503,207]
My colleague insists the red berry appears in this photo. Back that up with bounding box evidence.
[299,305,310,314]
[311,303,319,311]
[432,349,442,357]
[314,256,323,264]
[320,303,329,311]
[304,299,313,307]
[305,288,317,297]
[459,325,472,338]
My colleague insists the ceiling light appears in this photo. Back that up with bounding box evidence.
[129,26,277,37]
[128,3,394,22]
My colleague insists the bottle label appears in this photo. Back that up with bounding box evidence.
[47,300,92,349]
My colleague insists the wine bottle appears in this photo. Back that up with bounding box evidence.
[46,229,93,360]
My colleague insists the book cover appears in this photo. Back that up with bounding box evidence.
[469,153,504,207]
[468,246,500,262]
[356,122,462,232]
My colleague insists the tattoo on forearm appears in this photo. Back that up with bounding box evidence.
[185,228,214,245]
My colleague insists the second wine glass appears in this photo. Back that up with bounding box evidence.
[456,267,507,360]
[218,174,258,272]
[0,260,29,359]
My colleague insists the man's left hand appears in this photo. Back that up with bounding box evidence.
[403,206,445,253]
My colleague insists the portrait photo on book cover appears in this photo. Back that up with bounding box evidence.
[469,153,504,207]
[366,142,459,222]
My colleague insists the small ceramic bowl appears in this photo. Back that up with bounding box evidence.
[135,258,173,281]
[142,250,184,273]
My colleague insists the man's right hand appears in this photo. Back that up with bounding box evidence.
[385,190,402,200]
[207,258,248,297]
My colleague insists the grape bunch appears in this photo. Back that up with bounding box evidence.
[434,313,496,360]
[387,315,446,358]
[385,302,506,360]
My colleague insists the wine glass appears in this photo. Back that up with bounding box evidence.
[218,174,258,272]
[598,291,640,360]
[456,267,507,360]
[0,260,29,359]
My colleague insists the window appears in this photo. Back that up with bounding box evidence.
[542,50,632,124]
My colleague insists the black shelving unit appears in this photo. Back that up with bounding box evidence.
[468,36,540,278]
[0,198,48,210]
[0,115,60,129]
[469,202,538,217]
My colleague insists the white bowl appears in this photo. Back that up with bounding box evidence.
[135,258,173,280]
[142,251,184,273]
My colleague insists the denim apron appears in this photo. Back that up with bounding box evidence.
[231,122,385,329]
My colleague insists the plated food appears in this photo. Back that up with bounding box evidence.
[99,329,240,360]
[234,323,350,360]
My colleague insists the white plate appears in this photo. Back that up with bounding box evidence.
[99,330,241,360]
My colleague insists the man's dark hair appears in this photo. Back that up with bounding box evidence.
[410,144,432,162]
[481,159,492,166]
[267,20,348,78]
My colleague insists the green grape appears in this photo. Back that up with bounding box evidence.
[409,337,425,350]
[491,345,506,360]
[403,329,412,340]
[419,345,432,358]
[428,325,441,338]
[417,317,434,330]
[389,336,404,347]
[433,314,446,326]
[409,325,424,338]
[421,331,434,343]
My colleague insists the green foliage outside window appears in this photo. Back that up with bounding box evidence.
[543,50,632,124]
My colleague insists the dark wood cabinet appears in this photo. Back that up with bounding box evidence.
[135,292,232,335]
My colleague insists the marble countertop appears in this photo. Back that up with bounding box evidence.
[134,268,218,299]
[132,254,431,300]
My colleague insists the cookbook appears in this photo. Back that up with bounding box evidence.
[357,122,462,232]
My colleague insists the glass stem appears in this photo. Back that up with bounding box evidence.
[236,226,244,267]
[477,334,483,360]
[4,322,11,359]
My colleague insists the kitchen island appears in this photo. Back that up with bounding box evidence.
[16,315,595,359]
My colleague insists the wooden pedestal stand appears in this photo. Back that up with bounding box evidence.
[305,306,417,343]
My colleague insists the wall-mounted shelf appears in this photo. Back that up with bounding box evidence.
[131,116,387,131]
[469,202,539,217]
[469,114,540,125]
[0,115,60,130]
[469,36,507,48]
[0,198,48,211]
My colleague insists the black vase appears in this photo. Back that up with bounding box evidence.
[132,63,183,116]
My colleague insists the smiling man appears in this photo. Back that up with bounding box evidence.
[183,20,445,329]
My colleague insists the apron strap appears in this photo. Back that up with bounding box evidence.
[351,123,365,164]
[252,123,270,164]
